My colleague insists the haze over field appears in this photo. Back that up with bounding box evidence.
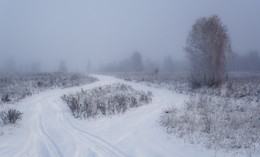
[1,2,260,156]
[0,0,259,72]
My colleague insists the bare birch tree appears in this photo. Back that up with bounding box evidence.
[185,15,233,87]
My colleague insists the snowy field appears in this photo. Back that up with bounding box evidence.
[0,72,96,105]
[115,72,260,102]
[0,74,259,157]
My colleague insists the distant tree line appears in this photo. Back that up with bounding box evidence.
[228,51,260,71]
[99,52,188,73]
[100,52,144,72]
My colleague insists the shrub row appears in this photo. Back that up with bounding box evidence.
[62,83,152,118]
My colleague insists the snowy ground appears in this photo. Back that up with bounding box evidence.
[0,75,257,157]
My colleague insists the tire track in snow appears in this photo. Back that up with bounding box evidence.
[8,95,63,157]
[50,98,127,157]
[38,115,63,157]
[35,99,63,157]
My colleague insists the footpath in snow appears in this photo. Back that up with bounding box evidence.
[0,75,252,157]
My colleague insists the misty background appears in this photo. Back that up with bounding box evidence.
[0,0,259,73]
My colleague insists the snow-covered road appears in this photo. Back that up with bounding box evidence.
[0,75,249,157]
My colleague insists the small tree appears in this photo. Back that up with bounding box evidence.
[185,15,233,88]
[162,55,175,72]
[59,60,68,73]
[85,59,92,73]
[31,61,42,73]
[130,52,143,72]
[3,58,16,73]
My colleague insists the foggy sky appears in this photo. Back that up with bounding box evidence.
[0,0,259,72]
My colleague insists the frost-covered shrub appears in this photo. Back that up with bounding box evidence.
[1,95,10,103]
[160,95,260,152]
[0,109,23,124]
[62,83,152,118]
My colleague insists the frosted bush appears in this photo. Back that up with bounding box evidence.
[160,95,260,152]
[0,109,23,124]
[62,83,152,118]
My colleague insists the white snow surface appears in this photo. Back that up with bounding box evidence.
[0,75,256,157]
